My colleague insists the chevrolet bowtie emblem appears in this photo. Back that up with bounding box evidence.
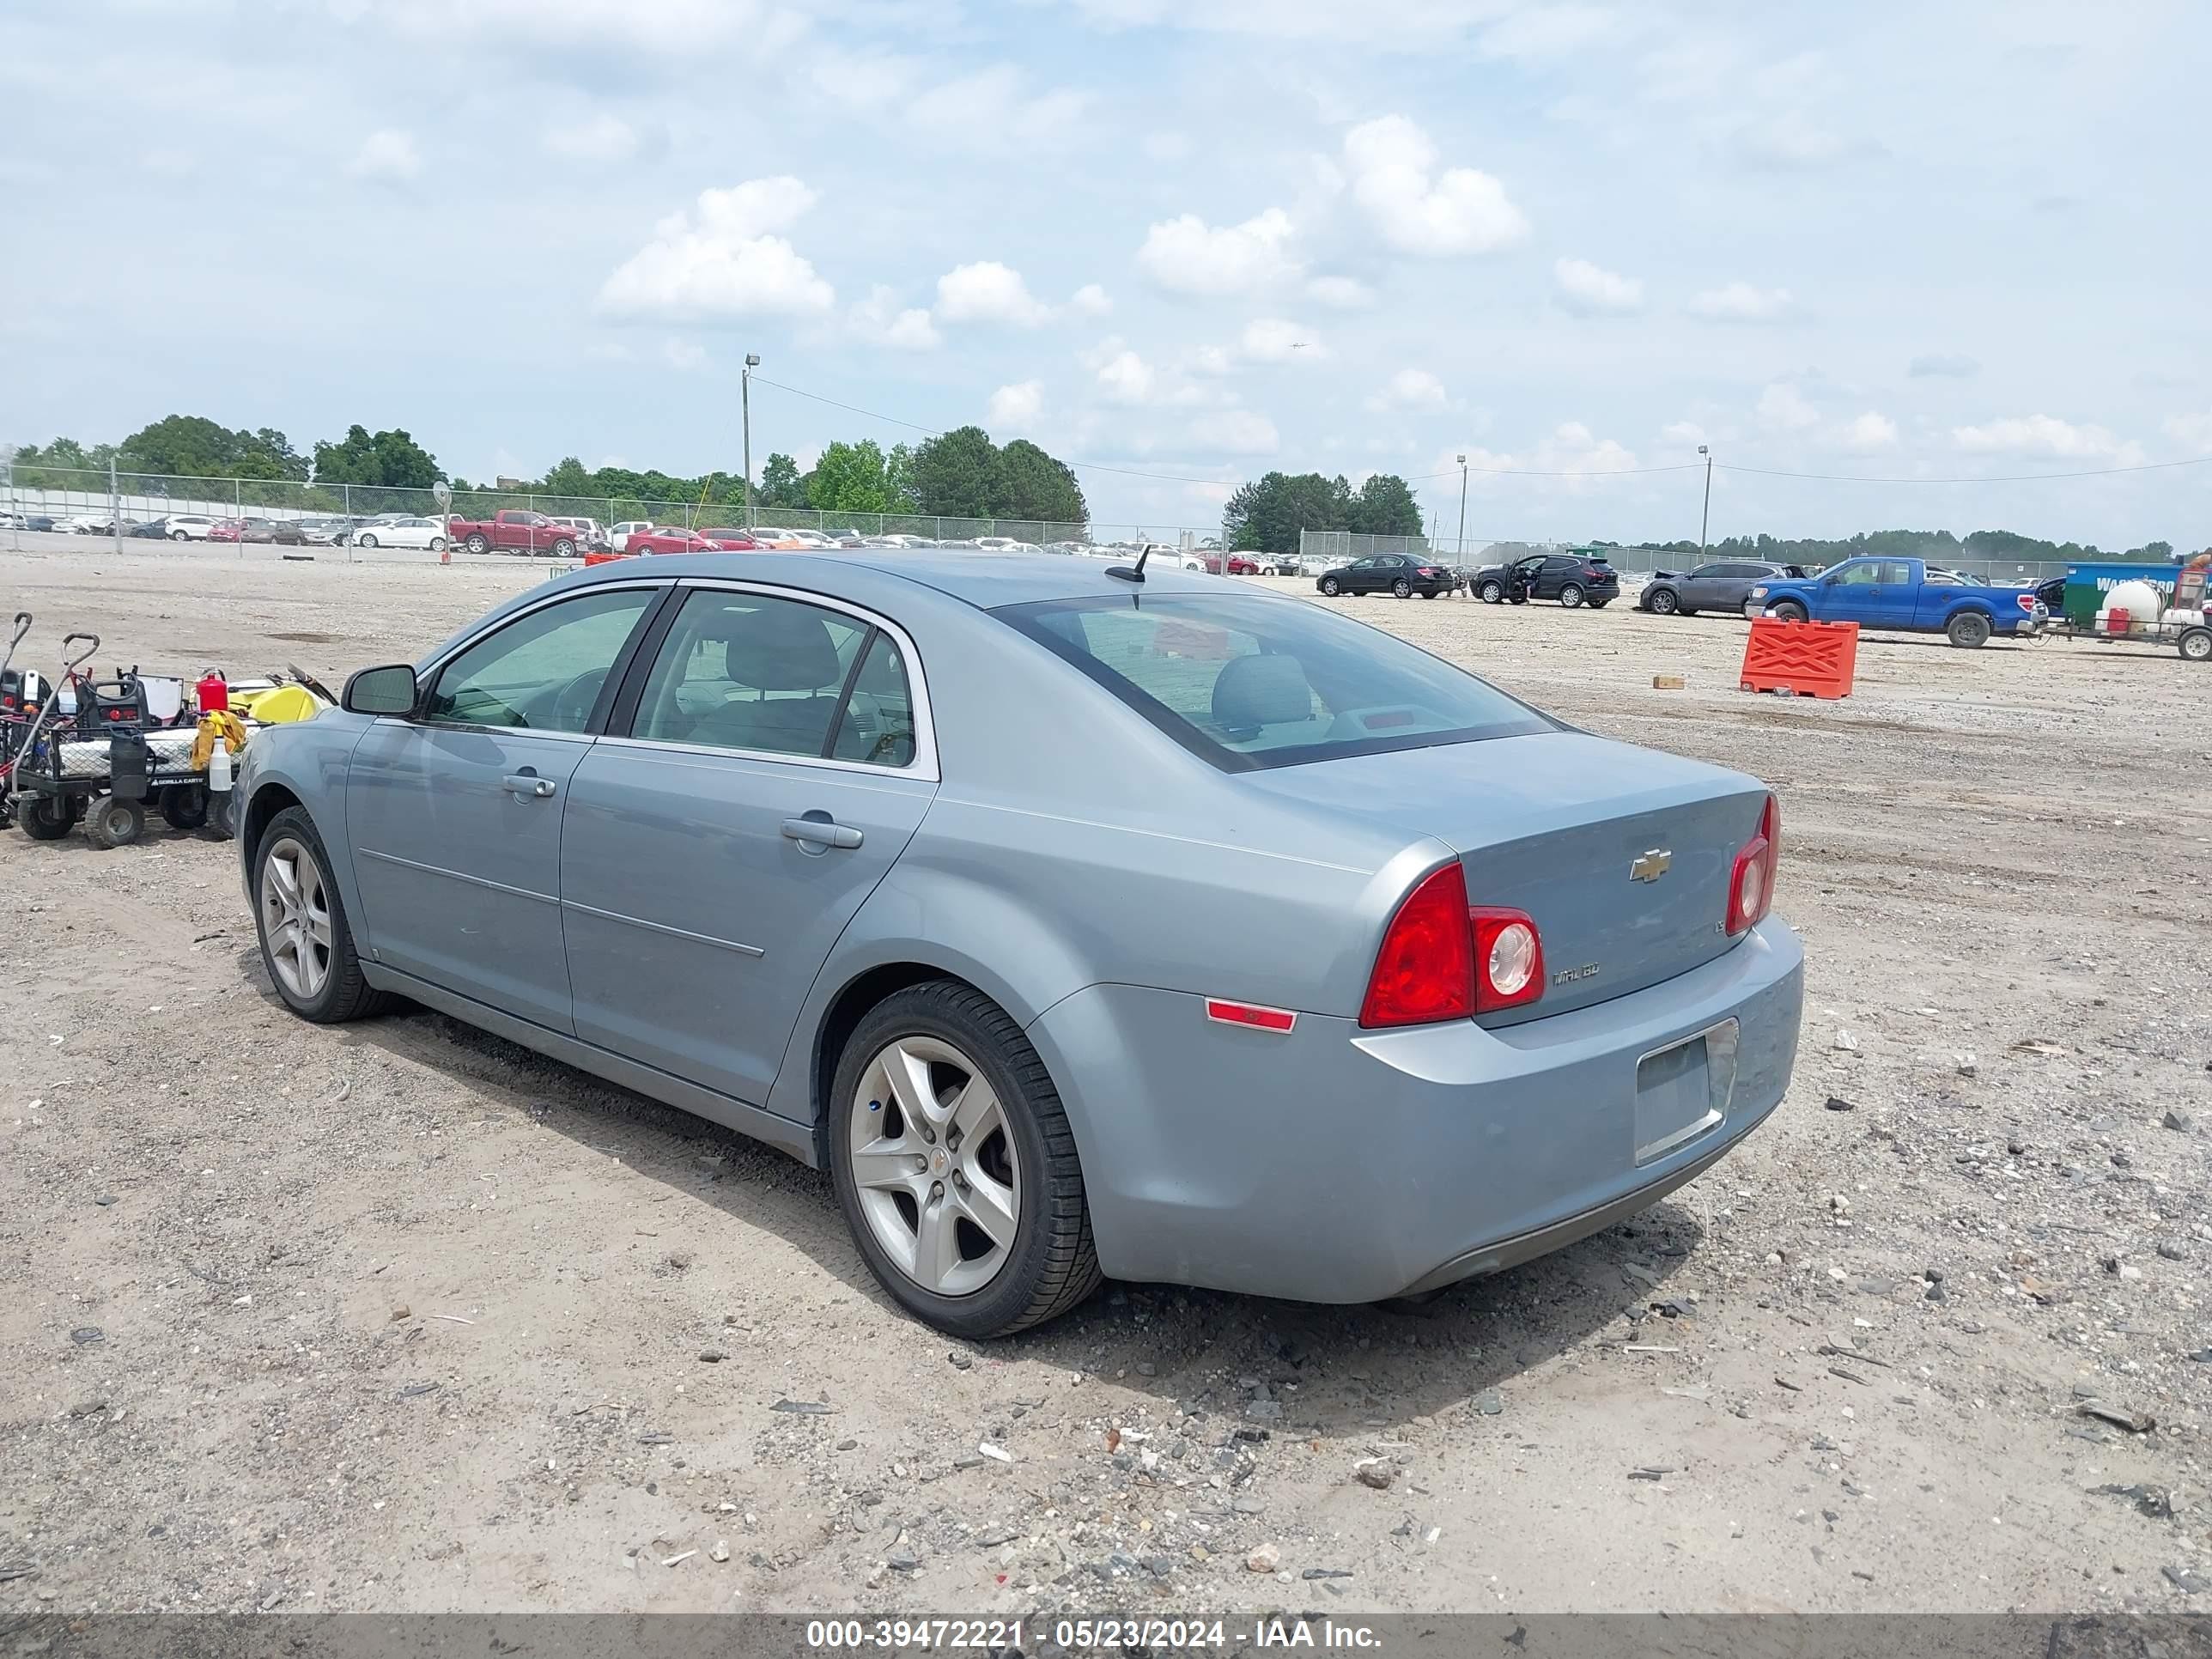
[1629,848,1672,883]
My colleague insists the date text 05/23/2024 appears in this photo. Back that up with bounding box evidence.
[803,1618,1383,1650]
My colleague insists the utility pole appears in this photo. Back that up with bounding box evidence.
[1455,453,1468,561]
[742,354,761,523]
[1698,445,1712,559]
[110,458,121,556]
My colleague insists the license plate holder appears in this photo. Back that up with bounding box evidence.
[1634,1018,1739,1166]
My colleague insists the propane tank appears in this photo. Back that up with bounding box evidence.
[196,669,228,714]
[208,740,233,794]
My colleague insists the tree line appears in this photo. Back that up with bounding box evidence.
[9,414,1090,526]
[1625,528,2183,568]
[1222,471,1425,553]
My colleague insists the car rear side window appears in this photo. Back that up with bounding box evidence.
[997,592,1553,772]
[629,590,884,762]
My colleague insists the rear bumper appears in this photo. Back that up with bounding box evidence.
[1028,915,1803,1304]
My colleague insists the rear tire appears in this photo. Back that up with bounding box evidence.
[161,787,209,830]
[465,532,489,554]
[20,795,76,841]
[170,530,189,541]
[1559,582,1586,609]
[2180,627,2212,664]
[429,537,447,552]
[1947,611,1992,649]
[356,533,379,549]
[252,806,392,1022]
[83,796,146,850]
[1392,579,1411,599]
[829,981,1100,1339]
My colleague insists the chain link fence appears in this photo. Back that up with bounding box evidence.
[0,465,1224,553]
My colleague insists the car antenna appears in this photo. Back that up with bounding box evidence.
[1106,547,1149,584]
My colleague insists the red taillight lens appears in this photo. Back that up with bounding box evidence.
[1470,908,1544,1012]
[1360,863,1474,1029]
[1725,794,1780,936]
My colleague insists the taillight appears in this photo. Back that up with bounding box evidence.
[1725,794,1780,936]
[1360,866,1547,1028]
[2014,594,2037,613]
[1470,908,1544,1012]
[1360,863,1474,1029]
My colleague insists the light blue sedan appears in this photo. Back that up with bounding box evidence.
[236,550,1803,1337]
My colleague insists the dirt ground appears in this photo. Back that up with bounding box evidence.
[2,545,2208,1618]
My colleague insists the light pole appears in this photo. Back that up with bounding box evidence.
[742,353,761,523]
[1698,444,1712,559]
[1455,453,1468,561]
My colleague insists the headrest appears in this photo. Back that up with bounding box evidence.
[1211,653,1311,733]
[705,605,841,691]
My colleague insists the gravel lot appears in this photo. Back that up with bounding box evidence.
[2,546,2208,1617]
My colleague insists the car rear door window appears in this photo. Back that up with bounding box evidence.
[829,631,918,768]
[999,592,1552,771]
[629,590,870,760]
[427,588,655,732]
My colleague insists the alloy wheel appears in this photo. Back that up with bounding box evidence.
[846,1035,1021,1298]
[261,836,334,1001]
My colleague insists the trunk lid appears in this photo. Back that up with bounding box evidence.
[1243,731,1770,1023]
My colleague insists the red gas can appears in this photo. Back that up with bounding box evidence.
[196,670,229,714]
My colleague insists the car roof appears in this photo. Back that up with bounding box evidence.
[553,547,1239,609]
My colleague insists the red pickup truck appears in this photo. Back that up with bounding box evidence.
[447,510,582,557]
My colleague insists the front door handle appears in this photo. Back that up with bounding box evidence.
[781,817,862,850]
[503,773,557,799]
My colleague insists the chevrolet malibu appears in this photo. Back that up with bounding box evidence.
[236,551,1803,1337]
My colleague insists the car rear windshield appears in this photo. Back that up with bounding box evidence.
[994,592,1553,771]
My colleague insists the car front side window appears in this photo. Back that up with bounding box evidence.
[630,590,871,760]
[426,588,655,732]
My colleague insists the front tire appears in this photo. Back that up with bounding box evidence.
[1478,579,1504,604]
[1766,599,1808,623]
[829,981,1100,1339]
[552,538,576,558]
[83,796,146,849]
[252,806,392,1022]
[161,787,209,830]
[1947,611,1992,649]
[1647,587,1679,616]
[1559,582,1585,609]
[1320,578,1340,596]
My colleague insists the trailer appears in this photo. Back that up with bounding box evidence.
[2039,611,2212,663]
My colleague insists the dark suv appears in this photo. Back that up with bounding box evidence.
[1470,553,1619,609]
[1638,559,1805,617]
[1314,554,1455,599]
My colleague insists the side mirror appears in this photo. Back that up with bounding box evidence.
[343,663,418,716]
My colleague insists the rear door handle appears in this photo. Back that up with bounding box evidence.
[781,817,862,850]
[503,773,556,799]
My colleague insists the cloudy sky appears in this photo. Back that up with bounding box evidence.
[2,0,2207,544]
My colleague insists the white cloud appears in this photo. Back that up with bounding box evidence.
[1190,344,1235,376]
[1307,275,1376,309]
[1953,415,2143,465]
[935,261,1052,326]
[848,284,941,350]
[1070,283,1113,317]
[1457,421,1640,490]
[1189,409,1279,454]
[1088,341,1157,404]
[1838,410,1898,452]
[1661,419,1709,447]
[542,112,640,164]
[1757,381,1820,431]
[2165,412,2212,453]
[1341,116,1528,257]
[598,178,834,322]
[1366,368,1449,411]
[906,64,1092,149]
[347,129,421,182]
[1143,131,1191,162]
[662,338,707,371]
[1137,208,1299,296]
[339,0,770,52]
[1909,352,1980,379]
[1733,112,1870,170]
[1690,281,1796,322]
[1240,318,1322,362]
[1553,256,1644,315]
[988,381,1044,428]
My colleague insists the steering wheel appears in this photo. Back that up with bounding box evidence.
[551,667,609,731]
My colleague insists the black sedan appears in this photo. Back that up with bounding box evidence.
[1470,552,1619,609]
[1638,560,1806,617]
[1315,554,1455,599]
